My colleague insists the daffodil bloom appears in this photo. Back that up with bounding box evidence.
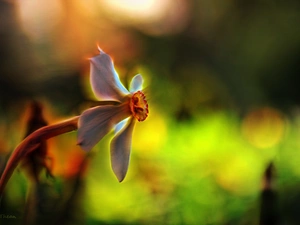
[77,49,149,182]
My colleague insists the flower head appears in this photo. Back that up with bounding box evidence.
[77,49,149,182]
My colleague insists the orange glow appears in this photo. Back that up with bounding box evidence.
[242,107,286,149]
[63,150,88,178]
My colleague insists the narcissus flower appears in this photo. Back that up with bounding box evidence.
[77,49,149,182]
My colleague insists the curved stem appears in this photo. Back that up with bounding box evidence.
[0,116,79,197]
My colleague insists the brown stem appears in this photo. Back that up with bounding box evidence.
[0,116,79,197]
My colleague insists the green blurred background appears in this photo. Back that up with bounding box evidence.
[0,0,300,224]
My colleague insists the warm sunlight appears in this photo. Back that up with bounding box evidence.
[101,0,189,35]
[102,0,165,21]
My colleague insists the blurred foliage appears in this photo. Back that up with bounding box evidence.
[0,0,300,224]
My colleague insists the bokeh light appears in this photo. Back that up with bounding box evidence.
[242,107,286,149]
[101,0,190,35]
[17,0,63,41]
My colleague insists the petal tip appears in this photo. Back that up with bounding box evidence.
[115,171,126,182]
[97,45,104,53]
[129,74,144,92]
[118,178,124,183]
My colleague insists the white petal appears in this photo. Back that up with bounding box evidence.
[114,118,129,135]
[129,74,143,93]
[90,50,129,101]
[110,117,136,182]
[77,104,130,152]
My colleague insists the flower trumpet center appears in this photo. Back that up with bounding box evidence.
[129,91,149,122]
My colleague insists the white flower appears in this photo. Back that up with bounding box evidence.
[77,48,149,182]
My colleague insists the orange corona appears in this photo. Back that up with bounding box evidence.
[129,91,149,122]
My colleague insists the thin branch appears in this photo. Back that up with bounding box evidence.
[0,116,79,197]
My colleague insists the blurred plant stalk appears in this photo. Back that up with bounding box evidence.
[259,162,280,225]
[22,101,49,225]
[0,115,79,198]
